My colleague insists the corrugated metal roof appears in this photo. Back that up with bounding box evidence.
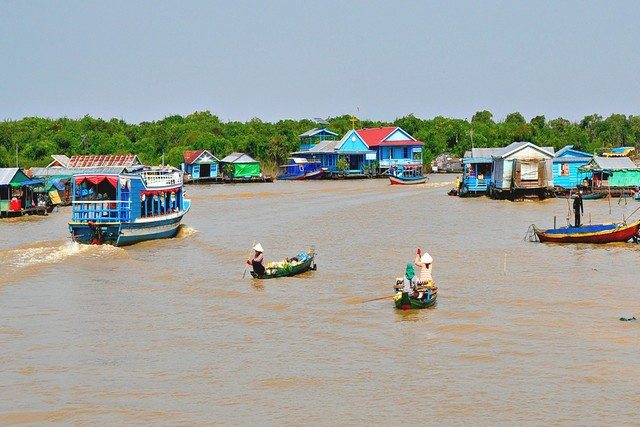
[299,128,338,137]
[68,154,140,167]
[29,166,131,177]
[496,141,554,158]
[0,168,19,185]
[219,152,259,163]
[586,156,638,170]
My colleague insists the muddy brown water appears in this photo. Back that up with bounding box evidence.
[1,174,638,424]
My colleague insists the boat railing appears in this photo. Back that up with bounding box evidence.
[141,170,183,187]
[71,200,131,223]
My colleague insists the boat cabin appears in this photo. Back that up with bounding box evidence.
[389,163,423,178]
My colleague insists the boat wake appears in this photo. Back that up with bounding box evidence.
[0,240,123,269]
[176,224,198,239]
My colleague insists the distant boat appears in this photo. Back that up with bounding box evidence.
[556,192,606,200]
[277,158,323,180]
[388,164,427,185]
[532,220,640,244]
[69,167,190,246]
[251,250,317,279]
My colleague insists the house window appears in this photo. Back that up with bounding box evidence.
[403,147,409,158]
[561,163,570,176]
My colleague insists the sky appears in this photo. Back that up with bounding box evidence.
[1,0,640,124]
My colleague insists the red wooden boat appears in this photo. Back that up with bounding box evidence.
[533,220,640,244]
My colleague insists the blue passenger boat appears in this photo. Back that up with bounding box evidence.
[68,167,191,246]
[388,164,427,185]
[277,157,323,180]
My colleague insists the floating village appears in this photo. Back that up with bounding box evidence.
[2,123,640,308]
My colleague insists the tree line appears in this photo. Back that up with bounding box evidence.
[1,111,639,172]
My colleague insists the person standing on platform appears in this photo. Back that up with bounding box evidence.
[573,191,584,227]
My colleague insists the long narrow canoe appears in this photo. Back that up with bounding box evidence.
[533,220,640,244]
[250,251,316,279]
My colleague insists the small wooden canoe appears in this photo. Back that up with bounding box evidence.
[394,289,437,310]
[533,220,640,244]
[250,250,317,279]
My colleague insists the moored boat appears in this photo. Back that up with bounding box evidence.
[251,250,317,279]
[388,164,427,185]
[277,158,323,180]
[555,191,606,200]
[68,167,190,246]
[532,220,640,244]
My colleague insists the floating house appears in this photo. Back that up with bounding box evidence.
[298,127,339,151]
[552,145,593,190]
[0,168,46,217]
[488,141,555,200]
[357,127,423,173]
[181,150,220,181]
[293,126,423,176]
[432,153,462,173]
[460,148,504,196]
[219,153,262,178]
[602,147,635,158]
[579,156,640,195]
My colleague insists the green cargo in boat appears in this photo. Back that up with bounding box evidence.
[250,250,317,279]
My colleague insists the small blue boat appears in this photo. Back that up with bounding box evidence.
[69,167,190,246]
[277,157,323,180]
[388,164,427,185]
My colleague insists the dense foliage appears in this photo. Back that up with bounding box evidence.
[1,111,639,172]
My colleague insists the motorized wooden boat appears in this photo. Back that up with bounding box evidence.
[250,250,317,279]
[388,164,427,185]
[532,220,640,244]
[393,280,438,309]
[69,167,190,246]
[389,175,428,185]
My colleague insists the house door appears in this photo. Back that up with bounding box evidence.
[349,155,359,171]
[200,164,211,178]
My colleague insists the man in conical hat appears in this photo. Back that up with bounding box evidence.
[246,243,266,276]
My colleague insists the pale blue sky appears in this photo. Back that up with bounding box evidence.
[1,0,639,123]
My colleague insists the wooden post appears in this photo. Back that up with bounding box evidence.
[554,216,557,229]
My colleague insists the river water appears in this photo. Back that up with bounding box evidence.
[1,174,638,425]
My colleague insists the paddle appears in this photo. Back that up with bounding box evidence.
[360,295,396,303]
[242,240,255,279]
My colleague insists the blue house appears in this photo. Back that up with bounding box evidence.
[298,127,339,151]
[460,147,504,196]
[357,127,423,173]
[181,150,220,181]
[552,145,593,189]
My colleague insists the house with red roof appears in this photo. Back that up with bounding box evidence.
[292,126,423,175]
[181,150,220,180]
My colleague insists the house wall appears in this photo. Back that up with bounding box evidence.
[553,160,590,188]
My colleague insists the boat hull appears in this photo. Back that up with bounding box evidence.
[277,169,324,180]
[69,210,188,246]
[394,290,437,310]
[250,254,316,279]
[389,176,427,185]
[534,220,640,244]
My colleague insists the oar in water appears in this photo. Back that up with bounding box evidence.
[242,240,255,279]
[360,294,396,303]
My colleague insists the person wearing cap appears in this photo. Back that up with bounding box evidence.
[573,191,584,227]
[246,243,266,276]
[414,247,434,287]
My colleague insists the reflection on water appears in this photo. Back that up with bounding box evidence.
[1,175,639,424]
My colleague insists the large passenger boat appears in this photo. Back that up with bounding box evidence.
[69,167,190,246]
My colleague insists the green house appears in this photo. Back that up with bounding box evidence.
[219,153,261,178]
